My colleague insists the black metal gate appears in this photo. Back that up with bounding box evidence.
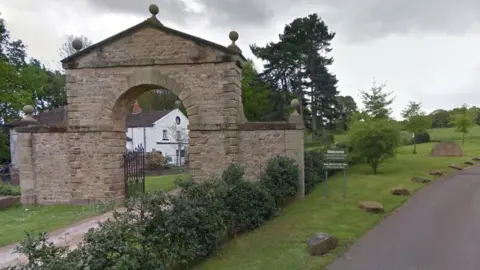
[124,144,146,199]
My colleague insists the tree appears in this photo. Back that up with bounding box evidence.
[250,13,338,134]
[335,95,357,131]
[401,101,432,154]
[59,35,93,59]
[430,109,451,128]
[453,110,474,145]
[241,60,277,121]
[348,118,400,174]
[360,81,394,120]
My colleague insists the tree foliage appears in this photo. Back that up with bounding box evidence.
[335,95,357,131]
[348,119,400,174]
[401,101,432,153]
[0,14,68,162]
[241,60,278,121]
[453,109,474,145]
[360,81,394,120]
[250,13,338,132]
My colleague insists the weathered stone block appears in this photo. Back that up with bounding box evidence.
[391,187,410,196]
[306,233,338,256]
[412,176,431,183]
[358,201,385,213]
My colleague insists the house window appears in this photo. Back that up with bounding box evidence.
[176,149,186,157]
[162,130,168,140]
[176,130,181,141]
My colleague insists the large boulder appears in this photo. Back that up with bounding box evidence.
[306,233,338,256]
[359,201,385,213]
[430,141,463,157]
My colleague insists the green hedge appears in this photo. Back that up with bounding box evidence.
[6,156,300,270]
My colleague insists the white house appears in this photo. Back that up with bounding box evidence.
[4,102,189,169]
[125,101,189,165]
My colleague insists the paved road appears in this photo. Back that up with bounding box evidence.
[327,165,480,270]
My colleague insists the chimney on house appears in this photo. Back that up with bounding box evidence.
[132,99,142,114]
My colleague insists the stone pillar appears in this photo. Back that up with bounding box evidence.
[287,99,305,200]
[16,105,38,204]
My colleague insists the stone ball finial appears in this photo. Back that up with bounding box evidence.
[149,4,159,16]
[229,31,239,42]
[174,100,181,109]
[22,105,34,115]
[290,99,300,109]
[227,31,241,53]
[72,38,83,51]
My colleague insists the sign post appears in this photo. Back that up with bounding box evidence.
[323,149,348,199]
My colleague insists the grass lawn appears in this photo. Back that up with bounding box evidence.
[145,173,190,193]
[0,173,190,247]
[197,127,480,270]
[0,204,99,247]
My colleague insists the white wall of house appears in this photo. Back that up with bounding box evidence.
[125,109,189,165]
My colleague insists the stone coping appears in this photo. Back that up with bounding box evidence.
[16,122,303,133]
[239,122,300,131]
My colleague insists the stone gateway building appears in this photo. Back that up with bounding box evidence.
[15,5,305,205]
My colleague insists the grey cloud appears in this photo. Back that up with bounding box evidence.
[83,0,194,25]
[79,0,480,41]
[83,0,274,27]
[323,0,480,41]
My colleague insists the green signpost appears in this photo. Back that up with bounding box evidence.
[323,148,348,198]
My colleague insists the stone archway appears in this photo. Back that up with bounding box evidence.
[15,5,305,205]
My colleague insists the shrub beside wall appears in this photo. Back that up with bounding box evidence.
[6,156,301,270]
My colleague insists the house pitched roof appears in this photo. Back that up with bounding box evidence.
[5,106,173,128]
[61,16,246,65]
[126,110,171,128]
[4,106,68,128]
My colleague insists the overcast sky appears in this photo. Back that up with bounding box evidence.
[1,0,480,119]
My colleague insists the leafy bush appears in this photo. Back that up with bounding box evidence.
[6,156,300,270]
[413,132,430,144]
[0,184,20,196]
[304,150,324,194]
[400,131,413,146]
[260,156,299,206]
[348,119,400,174]
[145,149,164,170]
[221,163,245,186]
[225,181,275,236]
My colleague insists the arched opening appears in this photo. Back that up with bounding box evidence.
[112,81,191,198]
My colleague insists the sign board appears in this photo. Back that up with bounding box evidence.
[324,149,348,161]
[322,148,349,199]
[324,162,348,170]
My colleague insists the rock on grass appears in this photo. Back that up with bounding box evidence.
[412,176,431,183]
[358,201,385,213]
[306,233,338,256]
[448,164,463,170]
[391,187,410,196]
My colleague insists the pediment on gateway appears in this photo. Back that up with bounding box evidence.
[61,17,245,69]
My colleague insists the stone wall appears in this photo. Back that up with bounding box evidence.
[15,13,305,205]
[16,127,70,204]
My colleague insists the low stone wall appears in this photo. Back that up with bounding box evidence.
[0,196,20,209]
[238,122,303,180]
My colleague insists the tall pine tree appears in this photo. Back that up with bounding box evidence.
[250,14,338,136]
